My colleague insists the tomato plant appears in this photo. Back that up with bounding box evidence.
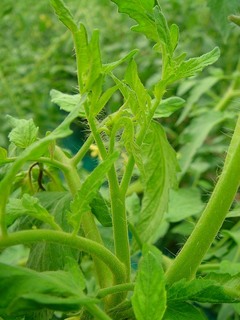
[1,0,240,319]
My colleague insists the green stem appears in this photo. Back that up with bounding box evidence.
[85,304,112,320]
[71,133,94,166]
[97,283,135,299]
[165,115,240,285]
[0,230,125,284]
[86,117,131,283]
[215,59,240,111]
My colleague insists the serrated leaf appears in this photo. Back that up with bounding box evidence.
[207,0,240,41]
[168,273,240,304]
[136,121,178,244]
[178,110,226,179]
[153,97,185,118]
[163,302,207,320]
[90,192,112,227]
[50,0,78,32]
[111,0,158,42]
[6,194,59,229]
[132,244,166,320]
[50,89,86,117]
[7,116,39,149]
[0,263,97,315]
[169,47,220,85]
[68,152,119,234]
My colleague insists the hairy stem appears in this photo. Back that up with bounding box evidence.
[0,230,126,284]
[97,283,135,299]
[165,114,240,285]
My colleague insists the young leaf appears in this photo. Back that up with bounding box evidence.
[132,244,166,320]
[90,191,112,227]
[0,262,98,315]
[110,0,158,42]
[50,0,78,33]
[163,302,207,320]
[50,89,86,117]
[154,6,172,55]
[125,59,149,122]
[167,47,220,85]
[153,97,185,118]
[6,194,59,230]
[178,110,226,179]
[68,152,119,234]
[136,121,178,244]
[7,116,39,149]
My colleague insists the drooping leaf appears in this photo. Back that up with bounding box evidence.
[90,191,112,227]
[50,0,78,32]
[132,245,166,320]
[68,152,119,234]
[0,263,98,316]
[7,116,39,149]
[207,0,240,41]
[166,187,204,223]
[163,302,207,320]
[178,110,226,179]
[110,0,158,42]
[136,121,178,244]
[153,97,185,118]
[168,273,240,304]
[50,89,86,117]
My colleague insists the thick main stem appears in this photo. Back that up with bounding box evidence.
[166,115,240,285]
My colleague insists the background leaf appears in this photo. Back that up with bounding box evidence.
[207,0,240,41]
[178,110,226,179]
